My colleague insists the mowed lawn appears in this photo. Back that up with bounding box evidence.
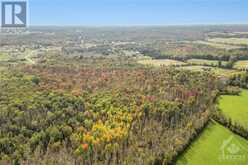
[176,122,248,165]
[219,90,248,128]
[138,59,186,67]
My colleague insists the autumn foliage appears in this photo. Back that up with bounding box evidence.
[0,62,218,164]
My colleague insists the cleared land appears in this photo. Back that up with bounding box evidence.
[208,38,248,46]
[0,53,9,61]
[234,61,248,70]
[194,41,241,50]
[0,49,37,64]
[219,90,248,128]
[176,122,248,165]
[138,59,186,67]
[187,59,228,67]
[180,66,244,77]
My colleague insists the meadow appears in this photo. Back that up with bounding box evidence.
[187,59,228,67]
[138,59,186,67]
[0,53,9,61]
[219,90,248,129]
[208,38,248,46]
[193,41,241,50]
[138,58,245,78]
[234,61,248,70]
[179,66,244,77]
[176,121,248,165]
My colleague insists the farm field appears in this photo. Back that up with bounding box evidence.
[193,41,241,50]
[179,66,212,72]
[179,66,244,77]
[208,38,248,46]
[187,59,228,67]
[176,121,248,165]
[0,53,9,61]
[234,61,248,70]
[138,59,186,67]
[219,90,248,128]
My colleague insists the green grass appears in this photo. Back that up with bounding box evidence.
[212,68,244,77]
[187,59,228,67]
[219,90,248,128]
[179,66,244,77]
[234,61,248,70]
[138,59,186,67]
[208,38,248,46]
[194,41,241,50]
[0,53,9,61]
[176,122,248,165]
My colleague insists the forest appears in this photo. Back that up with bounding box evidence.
[0,58,219,164]
[1,26,248,164]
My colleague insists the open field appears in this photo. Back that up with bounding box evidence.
[212,68,244,77]
[0,53,9,61]
[138,59,186,67]
[219,90,248,128]
[234,61,248,70]
[0,49,37,64]
[193,41,241,50]
[208,38,248,46]
[176,122,248,165]
[187,59,228,67]
[179,66,244,77]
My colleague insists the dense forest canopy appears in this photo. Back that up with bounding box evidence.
[0,59,219,164]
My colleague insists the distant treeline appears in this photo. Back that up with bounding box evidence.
[139,47,248,62]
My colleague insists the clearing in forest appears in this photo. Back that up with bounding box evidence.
[207,38,248,46]
[187,59,228,67]
[234,61,248,70]
[179,66,243,77]
[176,122,248,165]
[219,90,248,129]
[138,59,186,67]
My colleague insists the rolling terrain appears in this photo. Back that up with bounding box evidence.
[1,26,248,164]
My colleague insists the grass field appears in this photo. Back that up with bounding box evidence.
[194,41,241,50]
[0,53,9,61]
[208,38,248,46]
[233,61,248,70]
[187,59,228,67]
[219,90,248,128]
[179,66,243,77]
[176,122,248,165]
[138,59,186,67]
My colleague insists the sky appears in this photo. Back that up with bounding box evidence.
[26,0,248,26]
